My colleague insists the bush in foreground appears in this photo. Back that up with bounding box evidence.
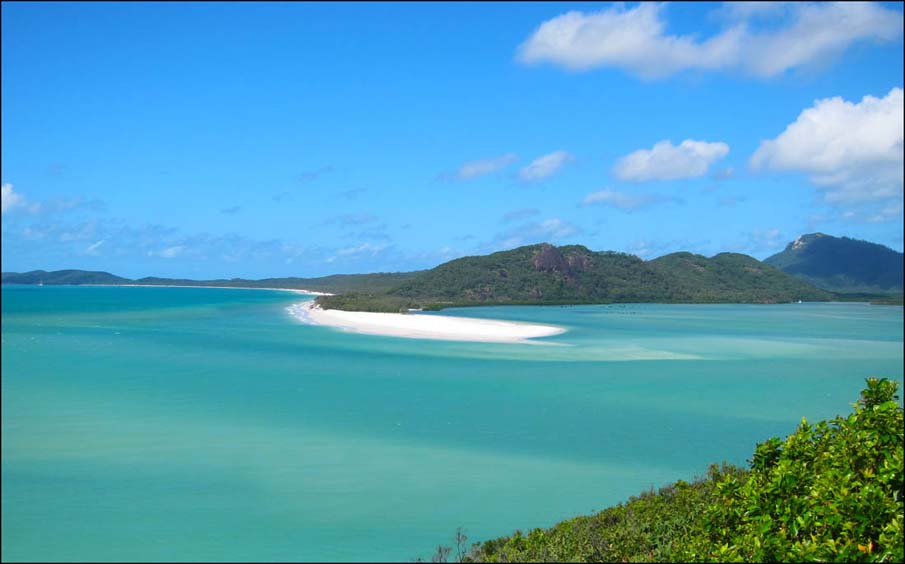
[425,378,903,563]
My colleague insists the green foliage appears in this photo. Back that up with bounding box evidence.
[317,243,832,312]
[1,269,130,285]
[454,379,904,563]
[315,292,423,313]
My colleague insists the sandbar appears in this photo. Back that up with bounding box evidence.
[287,301,566,343]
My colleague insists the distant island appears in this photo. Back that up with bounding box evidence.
[316,243,834,312]
[765,232,904,294]
[4,233,903,311]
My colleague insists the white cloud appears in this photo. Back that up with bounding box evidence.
[336,242,387,256]
[581,188,660,210]
[869,202,905,223]
[517,2,902,79]
[489,217,580,250]
[149,245,186,259]
[85,240,105,256]
[453,153,518,180]
[2,183,26,214]
[615,140,729,181]
[750,87,904,206]
[518,150,574,182]
[744,2,904,77]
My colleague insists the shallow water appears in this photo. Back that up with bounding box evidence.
[2,285,902,561]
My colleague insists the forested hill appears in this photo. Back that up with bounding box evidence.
[765,233,904,293]
[317,243,833,312]
[0,242,837,310]
[0,269,130,285]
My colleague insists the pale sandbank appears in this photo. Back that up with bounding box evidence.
[287,301,566,344]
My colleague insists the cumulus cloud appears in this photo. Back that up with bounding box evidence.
[750,87,904,206]
[450,153,518,181]
[2,183,24,214]
[615,140,729,181]
[2,183,27,214]
[518,150,574,182]
[517,2,902,79]
[581,188,662,210]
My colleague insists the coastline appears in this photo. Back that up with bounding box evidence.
[81,284,333,296]
[287,300,566,344]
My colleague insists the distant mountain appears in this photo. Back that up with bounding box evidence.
[765,233,904,293]
[1,269,130,285]
[317,243,833,311]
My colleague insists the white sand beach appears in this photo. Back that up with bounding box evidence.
[287,301,566,343]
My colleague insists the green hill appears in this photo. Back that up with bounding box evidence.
[317,243,832,311]
[765,233,904,294]
[427,378,904,563]
[1,269,130,285]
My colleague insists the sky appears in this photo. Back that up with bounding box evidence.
[2,1,903,279]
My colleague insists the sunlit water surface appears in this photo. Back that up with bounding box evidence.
[2,285,902,561]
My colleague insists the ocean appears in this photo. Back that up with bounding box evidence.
[2,285,902,561]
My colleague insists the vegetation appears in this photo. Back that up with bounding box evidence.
[424,378,904,563]
[765,233,904,294]
[0,269,130,285]
[12,234,905,310]
[318,243,833,312]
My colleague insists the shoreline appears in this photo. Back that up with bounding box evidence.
[286,300,566,344]
[79,284,333,296]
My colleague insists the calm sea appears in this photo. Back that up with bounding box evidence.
[2,285,902,561]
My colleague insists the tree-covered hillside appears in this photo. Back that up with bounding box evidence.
[765,233,904,293]
[317,243,833,311]
[1,269,130,285]
[425,378,904,563]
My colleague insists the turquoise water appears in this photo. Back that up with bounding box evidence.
[2,285,903,562]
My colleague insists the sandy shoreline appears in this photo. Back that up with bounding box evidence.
[287,300,566,344]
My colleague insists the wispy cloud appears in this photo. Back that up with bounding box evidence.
[84,240,105,256]
[581,188,668,211]
[615,139,729,182]
[220,206,241,215]
[488,217,581,251]
[518,150,574,182]
[149,245,185,259]
[517,2,902,79]
[446,153,518,181]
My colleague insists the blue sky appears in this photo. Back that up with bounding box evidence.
[2,1,903,278]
